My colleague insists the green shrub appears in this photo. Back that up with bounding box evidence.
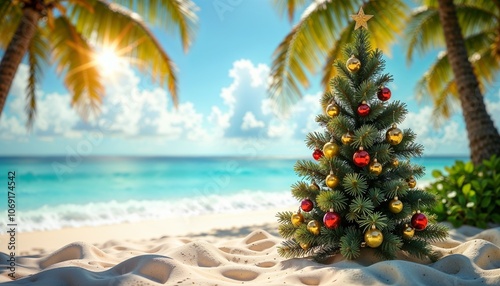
[426,155,500,228]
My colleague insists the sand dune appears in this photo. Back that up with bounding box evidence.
[1,223,499,285]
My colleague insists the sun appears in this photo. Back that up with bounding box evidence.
[95,47,123,77]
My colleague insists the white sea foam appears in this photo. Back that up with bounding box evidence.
[3,180,436,233]
[3,190,296,232]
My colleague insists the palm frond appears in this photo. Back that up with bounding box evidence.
[470,40,500,86]
[269,0,355,110]
[405,2,498,62]
[321,25,354,91]
[361,0,408,56]
[26,27,50,129]
[113,0,198,52]
[49,16,104,119]
[415,30,499,125]
[69,0,179,105]
[431,80,458,125]
[269,0,407,111]
[0,0,21,50]
[456,5,497,36]
[271,0,308,22]
[404,6,443,62]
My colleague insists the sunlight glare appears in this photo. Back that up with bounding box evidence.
[95,48,122,77]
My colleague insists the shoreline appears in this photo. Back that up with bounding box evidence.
[0,207,291,255]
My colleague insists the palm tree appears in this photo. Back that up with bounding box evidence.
[406,0,500,164]
[268,0,408,108]
[270,0,500,164]
[405,0,499,123]
[0,0,197,127]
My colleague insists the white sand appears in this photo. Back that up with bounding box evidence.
[1,209,499,285]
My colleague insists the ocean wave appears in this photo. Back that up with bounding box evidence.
[3,179,435,233]
[3,190,296,232]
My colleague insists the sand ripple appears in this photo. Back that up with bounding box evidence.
[1,227,499,285]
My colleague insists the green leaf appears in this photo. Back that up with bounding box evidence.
[481,197,492,208]
[448,205,461,215]
[461,183,471,196]
[491,214,500,223]
[458,195,465,206]
[448,216,462,227]
[468,191,477,202]
[464,162,474,173]
[495,200,500,206]
[471,180,482,192]
[432,169,443,178]
[457,175,465,187]
[477,221,487,229]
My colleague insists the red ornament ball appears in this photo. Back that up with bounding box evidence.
[323,211,341,229]
[377,87,391,101]
[411,212,428,231]
[300,198,314,212]
[353,148,370,167]
[357,102,370,117]
[312,149,324,160]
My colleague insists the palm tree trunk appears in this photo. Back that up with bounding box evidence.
[0,7,41,118]
[437,0,500,165]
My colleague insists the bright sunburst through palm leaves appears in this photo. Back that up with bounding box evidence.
[95,47,123,77]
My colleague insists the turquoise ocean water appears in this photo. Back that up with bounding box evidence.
[0,156,467,232]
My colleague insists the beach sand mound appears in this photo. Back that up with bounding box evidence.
[1,226,499,285]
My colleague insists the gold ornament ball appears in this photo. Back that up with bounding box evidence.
[369,159,383,175]
[325,173,339,188]
[341,131,355,145]
[346,55,361,72]
[391,158,399,167]
[389,198,403,213]
[309,181,320,192]
[322,141,339,159]
[307,220,321,235]
[364,227,384,248]
[291,212,304,227]
[326,103,340,117]
[299,242,310,250]
[403,224,415,239]
[386,124,403,145]
[407,176,417,188]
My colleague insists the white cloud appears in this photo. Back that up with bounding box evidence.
[3,59,475,157]
[212,59,323,140]
[0,63,209,141]
[241,112,265,130]
[0,65,80,140]
[486,90,500,131]
[400,106,467,154]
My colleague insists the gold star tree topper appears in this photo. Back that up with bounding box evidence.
[351,7,373,30]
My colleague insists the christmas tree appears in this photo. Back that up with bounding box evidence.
[276,8,448,262]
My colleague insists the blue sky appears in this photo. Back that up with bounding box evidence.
[1,0,499,157]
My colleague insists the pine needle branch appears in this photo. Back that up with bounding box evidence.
[340,226,363,260]
[414,223,449,242]
[352,124,378,149]
[368,188,385,207]
[291,181,319,200]
[278,223,297,239]
[342,173,368,196]
[349,196,375,216]
[316,190,348,212]
[278,240,312,258]
[358,212,388,232]
[294,160,326,181]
